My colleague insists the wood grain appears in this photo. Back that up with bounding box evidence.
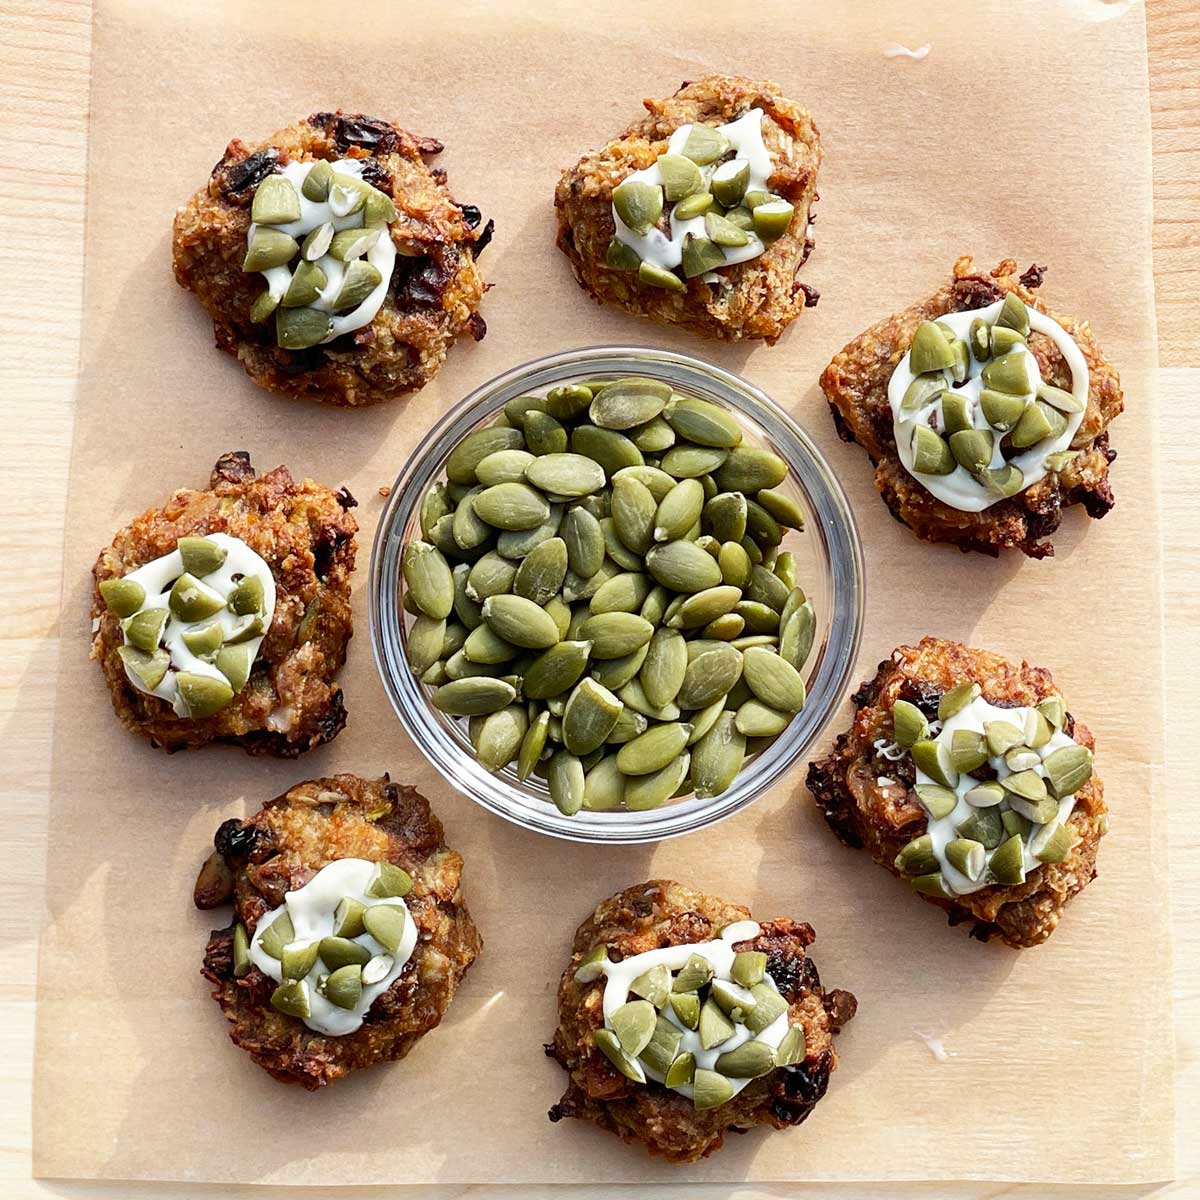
[0,1,1194,1196]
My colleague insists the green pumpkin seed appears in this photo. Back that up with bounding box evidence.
[322,964,363,1011]
[713,540,750,589]
[402,541,455,619]
[166,573,223,623]
[590,643,649,690]
[640,1014,685,1073]
[605,238,640,270]
[950,428,994,473]
[580,611,654,659]
[631,415,676,454]
[940,392,971,436]
[214,643,255,693]
[452,567,484,629]
[638,260,685,291]
[590,571,651,615]
[514,537,568,605]
[894,834,939,875]
[988,834,1026,885]
[1005,745,1041,772]
[680,233,726,278]
[177,672,234,718]
[638,627,687,709]
[888,699,927,748]
[546,750,586,815]
[982,350,1033,396]
[654,478,705,543]
[715,1039,775,1079]
[956,806,1005,850]
[463,623,517,665]
[99,577,146,617]
[181,621,224,659]
[995,292,1031,336]
[270,979,310,1019]
[625,751,690,810]
[667,584,741,631]
[496,503,563,558]
[301,159,333,202]
[178,535,228,577]
[663,394,743,448]
[946,838,985,881]
[734,699,789,738]
[613,179,663,235]
[571,424,644,477]
[613,464,676,502]
[598,518,642,571]
[778,602,815,673]
[660,444,729,479]
[691,711,745,798]
[697,996,736,1050]
[593,1028,646,1083]
[901,374,947,416]
[466,551,518,602]
[1031,821,1074,863]
[562,678,623,755]
[951,729,989,772]
[319,936,371,971]
[583,754,627,809]
[524,452,606,498]
[610,475,658,555]
[704,493,748,544]
[910,426,956,475]
[117,645,169,689]
[910,872,952,898]
[740,647,806,713]
[745,564,787,614]
[258,911,294,960]
[980,388,1027,432]
[447,427,524,485]
[503,395,547,428]
[482,594,561,649]
[524,409,569,456]
[561,507,606,578]
[912,737,959,788]
[517,710,551,781]
[607,706,648,745]
[776,1024,806,1066]
[432,676,517,715]
[589,379,671,430]
[473,482,551,531]
[475,705,529,771]
[1043,744,1092,797]
[644,539,723,593]
[908,321,956,374]
[965,781,1006,809]
[562,559,619,604]
[1038,695,1067,730]
[476,448,536,487]
[677,642,743,710]
[616,722,692,775]
[363,904,407,954]
[231,923,252,977]
[332,899,366,939]
[938,682,981,720]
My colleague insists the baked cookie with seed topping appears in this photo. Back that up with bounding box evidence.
[555,75,821,342]
[806,637,1107,948]
[547,879,855,1163]
[820,258,1123,557]
[194,773,481,1089]
[91,451,356,755]
[173,110,491,407]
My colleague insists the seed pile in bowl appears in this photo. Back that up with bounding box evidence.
[400,376,815,816]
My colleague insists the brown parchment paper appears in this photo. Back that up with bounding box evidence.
[34,0,1172,1185]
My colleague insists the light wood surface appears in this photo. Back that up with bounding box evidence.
[1,1,1194,1196]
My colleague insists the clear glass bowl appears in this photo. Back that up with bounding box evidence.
[369,347,864,844]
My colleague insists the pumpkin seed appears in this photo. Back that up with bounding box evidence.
[715,1039,775,1079]
[637,627,686,709]
[591,643,649,691]
[523,409,568,456]
[938,682,981,720]
[613,464,676,501]
[475,448,536,487]
[625,752,690,810]
[476,705,529,771]
[496,503,563,558]
[645,539,723,592]
[956,806,1005,850]
[654,478,705,543]
[661,444,729,479]
[613,179,663,235]
[950,428,994,473]
[966,780,1006,808]
[734,699,789,738]
[580,611,654,659]
[517,710,550,781]
[571,425,644,477]
[909,321,956,374]
[988,834,1026,885]
[616,722,692,775]
[524,640,593,699]
[677,642,743,710]
[691,711,745,798]
[402,541,455,619]
[481,594,561,649]
[593,1028,646,1083]
[911,426,956,475]
[547,750,585,815]
[995,292,1031,336]
[562,559,619,604]
[632,416,676,453]
[473,482,550,531]
[466,551,517,602]
[578,754,624,809]
[910,872,952,898]
[951,728,989,772]
[589,379,671,430]
[1031,821,1074,863]
[463,624,518,665]
[513,537,568,605]
[740,646,806,713]
[663,395,743,448]
[562,678,623,755]
[610,475,658,555]
[432,677,516,715]
[447,427,524,484]
[894,834,939,875]
[560,506,606,579]
[1043,743,1092,797]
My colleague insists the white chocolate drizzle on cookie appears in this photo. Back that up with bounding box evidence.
[112,533,275,718]
[249,858,418,1037]
[887,297,1089,513]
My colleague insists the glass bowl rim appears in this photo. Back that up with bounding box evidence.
[368,344,865,845]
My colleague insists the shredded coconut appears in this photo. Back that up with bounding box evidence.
[883,43,930,60]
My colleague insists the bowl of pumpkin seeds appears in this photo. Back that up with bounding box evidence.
[370,348,863,843]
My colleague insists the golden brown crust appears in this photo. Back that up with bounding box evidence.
[819,258,1124,557]
[806,638,1107,948]
[90,452,356,755]
[554,75,822,343]
[195,773,481,1090]
[173,111,490,407]
[547,880,856,1163]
